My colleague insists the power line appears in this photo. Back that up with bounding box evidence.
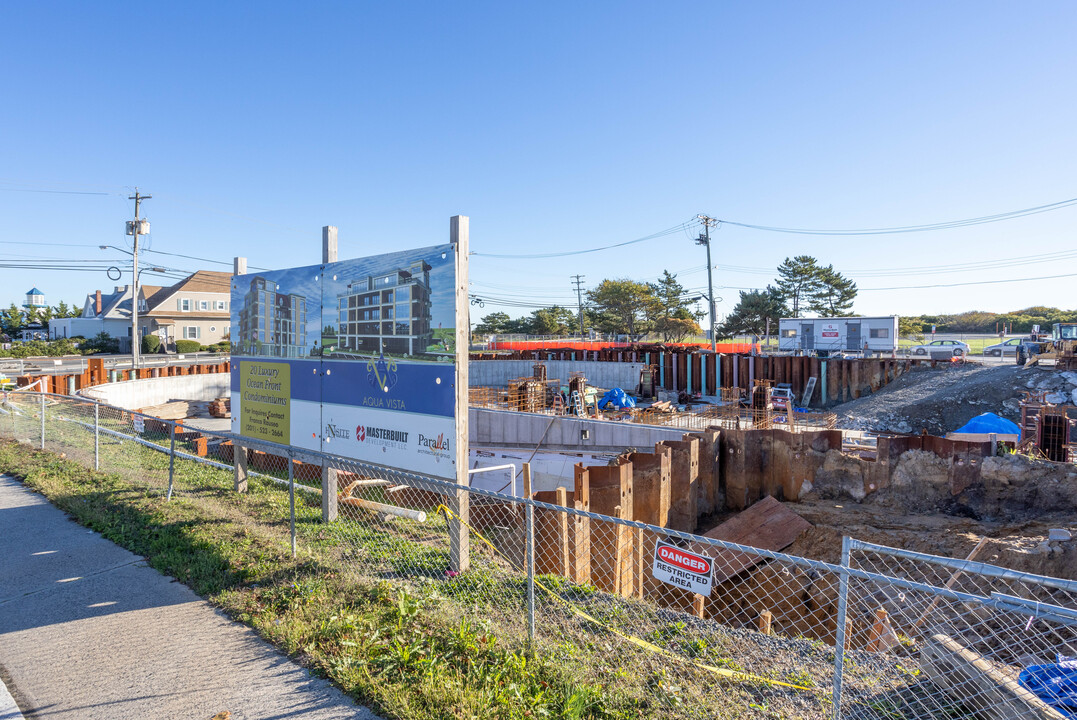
[715,196,1077,236]
[470,220,699,259]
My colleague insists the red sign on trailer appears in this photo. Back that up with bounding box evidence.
[653,541,714,596]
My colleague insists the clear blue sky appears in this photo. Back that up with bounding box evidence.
[2,2,1075,326]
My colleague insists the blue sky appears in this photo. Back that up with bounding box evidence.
[2,2,1076,325]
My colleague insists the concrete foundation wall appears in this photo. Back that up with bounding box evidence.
[469,407,684,451]
[470,360,645,390]
[79,372,231,409]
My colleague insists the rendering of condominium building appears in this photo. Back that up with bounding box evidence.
[336,260,433,355]
[237,276,308,357]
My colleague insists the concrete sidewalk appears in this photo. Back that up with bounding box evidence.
[0,474,379,720]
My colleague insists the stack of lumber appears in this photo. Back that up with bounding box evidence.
[209,397,231,418]
[137,400,190,420]
[648,400,676,413]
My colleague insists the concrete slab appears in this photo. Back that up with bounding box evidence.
[0,475,378,720]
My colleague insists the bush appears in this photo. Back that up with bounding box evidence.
[79,332,120,355]
[142,335,161,354]
[175,339,201,353]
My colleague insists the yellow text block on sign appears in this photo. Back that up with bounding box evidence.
[240,360,291,443]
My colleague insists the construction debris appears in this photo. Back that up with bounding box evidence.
[691,496,812,582]
[208,397,231,418]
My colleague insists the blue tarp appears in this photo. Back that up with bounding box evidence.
[954,412,1021,439]
[1019,658,1077,717]
[599,388,636,409]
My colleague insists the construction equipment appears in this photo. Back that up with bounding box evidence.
[1016,323,1077,370]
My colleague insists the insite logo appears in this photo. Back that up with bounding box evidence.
[324,423,349,440]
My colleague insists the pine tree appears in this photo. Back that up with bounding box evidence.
[810,265,857,316]
[717,286,788,337]
[776,256,822,316]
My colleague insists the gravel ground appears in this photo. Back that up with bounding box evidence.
[833,362,1077,436]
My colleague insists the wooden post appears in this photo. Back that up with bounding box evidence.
[234,443,249,493]
[757,609,772,635]
[692,595,705,619]
[866,608,897,652]
[321,461,338,522]
[556,486,570,577]
[449,215,471,572]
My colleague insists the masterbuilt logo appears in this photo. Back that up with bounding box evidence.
[356,424,409,449]
[417,433,451,459]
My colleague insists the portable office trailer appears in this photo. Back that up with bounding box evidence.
[777,316,898,355]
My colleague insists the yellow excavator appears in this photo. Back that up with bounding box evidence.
[1016,323,1077,370]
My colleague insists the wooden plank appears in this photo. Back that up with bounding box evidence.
[921,634,1066,720]
[690,495,811,582]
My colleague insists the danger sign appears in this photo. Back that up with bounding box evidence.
[653,541,713,596]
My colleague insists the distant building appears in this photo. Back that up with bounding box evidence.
[23,288,46,309]
[237,276,308,357]
[336,260,432,356]
[50,270,233,351]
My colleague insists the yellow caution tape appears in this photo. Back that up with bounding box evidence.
[435,504,814,692]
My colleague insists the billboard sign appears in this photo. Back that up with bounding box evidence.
[820,322,840,338]
[230,241,463,479]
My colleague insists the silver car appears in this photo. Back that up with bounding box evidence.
[983,338,1022,357]
[909,339,969,356]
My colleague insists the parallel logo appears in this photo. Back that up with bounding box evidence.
[417,433,451,459]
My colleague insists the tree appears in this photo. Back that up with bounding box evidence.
[648,270,704,341]
[527,306,575,335]
[776,256,822,316]
[474,312,513,335]
[654,309,703,342]
[716,286,787,338]
[587,279,657,340]
[898,316,924,339]
[24,306,40,326]
[2,304,24,333]
[809,265,857,316]
[53,301,75,319]
[37,305,54,324]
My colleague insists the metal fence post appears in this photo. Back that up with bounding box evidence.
[94,402,100,471]
[523,463,536,649]
[288,451,296,558]
[39,392,45,450]
[832,535,852,720]
[166,422,176,501]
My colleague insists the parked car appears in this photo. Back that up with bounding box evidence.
[909,339,969,357]
[983,338,1023,357]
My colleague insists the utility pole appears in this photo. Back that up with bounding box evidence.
[697,215,719,353]
[128,190,151,369]
[571,275,586,338]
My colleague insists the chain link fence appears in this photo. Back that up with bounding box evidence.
[1,390,1074,719]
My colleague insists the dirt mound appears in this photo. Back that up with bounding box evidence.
[833,363,1077,435]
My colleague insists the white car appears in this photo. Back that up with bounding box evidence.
[909,339,969,357]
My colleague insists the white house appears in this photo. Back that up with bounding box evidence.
[50,270,233,351]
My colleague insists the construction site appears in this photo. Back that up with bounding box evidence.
[466,347,1077,584]
[6,343,1077,718]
